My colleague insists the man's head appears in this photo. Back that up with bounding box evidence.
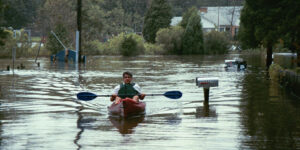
[123,71,133,84]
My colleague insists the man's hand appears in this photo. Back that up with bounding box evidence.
[139,93,146,100]
[110,94,117,102]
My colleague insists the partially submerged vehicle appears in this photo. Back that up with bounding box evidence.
[224,58,247,71]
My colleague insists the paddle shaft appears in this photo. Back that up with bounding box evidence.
[77,90,182,101]
[91,94,173,97]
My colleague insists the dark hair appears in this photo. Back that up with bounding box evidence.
[123,71,133,78]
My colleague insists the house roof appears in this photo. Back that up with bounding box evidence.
[171,6,243,28]
[199,6,242,26]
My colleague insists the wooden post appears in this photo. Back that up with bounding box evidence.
[12,47,16,73]
[203,88,210,103]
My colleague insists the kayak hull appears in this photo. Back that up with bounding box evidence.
[108,98,146,118]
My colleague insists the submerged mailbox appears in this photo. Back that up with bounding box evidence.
[196,77,219,88]
[196,77,219,102]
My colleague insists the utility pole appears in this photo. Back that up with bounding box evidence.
[218,3,219,32]
[77,0,82,63]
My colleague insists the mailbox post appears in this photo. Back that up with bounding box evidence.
[196,77,219,103]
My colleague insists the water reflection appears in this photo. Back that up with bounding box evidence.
[239,58,300,150]
[109,116,144,135]
[74,106,84,150]
[164,114,182,125]
[195,102,217,118]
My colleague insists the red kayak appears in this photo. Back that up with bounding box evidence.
[108,98,146,118]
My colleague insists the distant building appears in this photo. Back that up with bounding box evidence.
[171,6,243,37]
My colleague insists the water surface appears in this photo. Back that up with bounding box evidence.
[0,54,299,150]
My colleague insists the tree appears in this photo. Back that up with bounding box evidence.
[36,0,76,37]
[143,0,172,43]
[98,0,147,37]
[238,4,260,49]
[239,0,282,68]
[181,11,204,54]
[278,1,300,67]
[168,0,198,16]
[2,0,44,29]
[0,0,7,46]
[45,23,70,54]
[180,6,198,29]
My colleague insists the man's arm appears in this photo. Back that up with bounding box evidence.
[133,84,146,100]
[110,85,120,101]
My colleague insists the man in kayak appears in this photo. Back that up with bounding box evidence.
[110,71,146,103]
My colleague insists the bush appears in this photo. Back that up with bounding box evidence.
[204,31,230,54]
[82,40,105,55]
[269,63,284,83]
[120,35,138,56]
[104,33,145,56]
[0,28,33,58]
[156,26,184,54]
[144,43,164,55]
[0,29,15,58]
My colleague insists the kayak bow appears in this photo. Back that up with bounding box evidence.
[108,98,146,118]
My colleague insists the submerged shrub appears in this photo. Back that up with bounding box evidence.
[120,35,138,56]
[104,33,145,56]
[269,63,284,83]
[144,43,164,55]
[204,31,230,54]
[156,26,184,54]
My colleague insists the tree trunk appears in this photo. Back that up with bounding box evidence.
[77,0,82,63]
[297,52,300,67]
[266,43,273,69]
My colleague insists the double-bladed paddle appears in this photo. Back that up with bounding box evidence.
[76,91,182,101]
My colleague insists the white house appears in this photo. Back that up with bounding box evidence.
[171,6,243,37]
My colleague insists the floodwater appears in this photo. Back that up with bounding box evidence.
[0,54,299,150]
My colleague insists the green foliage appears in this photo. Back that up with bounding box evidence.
[45,23,70,55]
[0,28,7,46]
[0,28,33,58]
[238,1,283,49]
[278,1,300,54]
[156,26,184,54]
[17,29,31,56]
[269,63,284,83]
[83,40,105,55]
[143,0,172,43]
[0,29,15,58]
[204,31,230,54]
[0,0,7,46]
[180,6,198,29]
[2,0,43,28]
[120,35,138,56]
[100,0,147,35]
[144,43,164,55]
[181,12,204,54]
[104,33,145,56]
[239,0,284,68]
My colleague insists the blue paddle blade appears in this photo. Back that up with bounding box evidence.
[77,92,97,101]
[163,91,182,99]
